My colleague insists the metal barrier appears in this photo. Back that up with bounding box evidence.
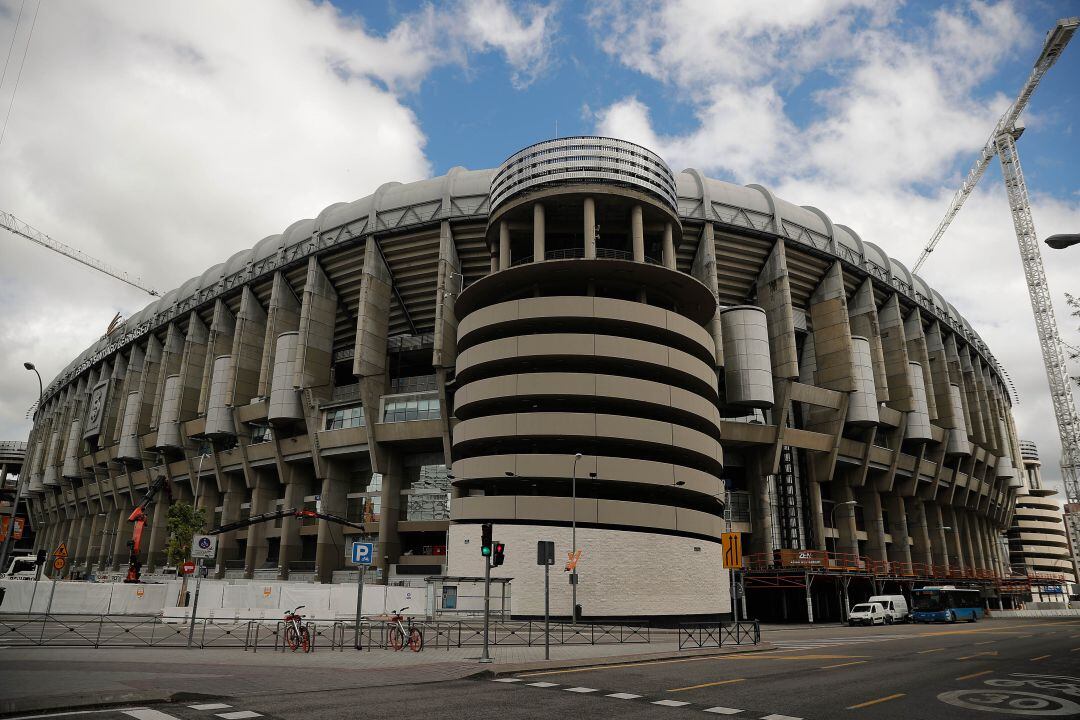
[677,621,761,651]
[0,613,652,651]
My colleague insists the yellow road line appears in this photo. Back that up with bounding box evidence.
[1031,655,1051,661]
[917,647,945,654]
[847,693,906,709]
[820,661,867,670]
[957,670,993,681]
[667,678,746,692]
[957,651,997,660]
[1017,634,1034,638]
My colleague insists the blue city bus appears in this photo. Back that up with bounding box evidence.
[911,586,984,623]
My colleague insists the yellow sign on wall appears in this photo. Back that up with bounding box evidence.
[721,532,742,569]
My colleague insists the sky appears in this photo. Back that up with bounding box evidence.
[1,0,1079,491]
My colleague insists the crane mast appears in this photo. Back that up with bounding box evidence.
[1,210,160,296]
[911,17,1080,505]
[995,129,1080,503]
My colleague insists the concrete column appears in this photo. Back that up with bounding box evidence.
[583,197,596,259]
[257,273,302,399]
[904,309,938,420]
[886,494,912,564]
[859,487,888,562]
[662,222,675,270]
[806,479,827,552]
[747,454,773,556]
[215,475,246,578]
[879,295,914,411]
[111,501,133,571]
[848,279,890,401]
[755,240,799,380]
[533,203,545,262]
[71,513,92,572]
[227,286,268,409]
[314,461,348,583]
[908,499,933,568]
[927,502,949,570]
[376,456,405,583]
[499,220,511,270]
[244,470,277,577]
[958,511,979,571]
[631,204,644,262]
[833,484,859,557]
[808,262,856,392]
[277,468,311,579]
[944,506,965,572]
[84,510,107,573]
[144,483,172,573]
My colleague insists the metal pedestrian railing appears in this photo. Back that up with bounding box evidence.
[677,620,761,651]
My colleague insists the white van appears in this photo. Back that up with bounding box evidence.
[1,555,38,580]
[848,602,887,626]
[869,594,909,623]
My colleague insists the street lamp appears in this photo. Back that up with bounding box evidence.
[829,500,857,555]
[568,454,597,625]
[1044,233,1080,249]
[0,362,43,575]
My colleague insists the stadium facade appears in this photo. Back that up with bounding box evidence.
[21,137,1029,619]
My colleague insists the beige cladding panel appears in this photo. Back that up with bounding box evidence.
[904,309,938,420]
[155,374,184,450]
[268,332,303,422]
[258,272,302,398]
[946,383,972,456]
[116,390,142,461]
[848,278,889,401]
[878,294,914,411]
[905,361,933,441]
[227,287,267,408]
[295,258,337,392]
[848,336,879,426]
[719,305,774,407]
[204,355,236,437]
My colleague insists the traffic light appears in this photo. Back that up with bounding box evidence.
[480,522,493,557]
[492,541,506,567]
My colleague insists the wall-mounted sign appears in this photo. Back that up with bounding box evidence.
[82,380,111,440]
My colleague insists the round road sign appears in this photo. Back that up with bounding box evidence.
[52,557,66,571]
[181,560,196,575]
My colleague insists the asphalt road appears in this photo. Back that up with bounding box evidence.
[9,618,1080,720]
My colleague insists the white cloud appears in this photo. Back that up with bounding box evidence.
[0,0,557,442]
[590,0,1080,491]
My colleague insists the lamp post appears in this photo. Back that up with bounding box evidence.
[0,363,43,575]
[1044,233,1080,249]
[571,453,581,625]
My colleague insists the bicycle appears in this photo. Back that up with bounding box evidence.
[386,606,423,652]
[283,605,311,653]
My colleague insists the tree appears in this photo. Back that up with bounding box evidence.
[166,501,206,567]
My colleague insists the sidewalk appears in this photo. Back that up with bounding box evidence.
[0,640,772,716]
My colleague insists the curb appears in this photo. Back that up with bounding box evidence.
[471,641,777,678]
[0,690,221,718]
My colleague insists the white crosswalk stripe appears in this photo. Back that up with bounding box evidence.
[703,708,744,715]
[607,693,642,699]
[771,634,910,651]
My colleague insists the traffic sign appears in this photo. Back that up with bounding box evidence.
[53,542,68,558]
[52,557,66,571]
[181,560,196,575]
[191,534,217,559]
[350,541,375,565]
[721,532,742,569]
[537,540,555,566]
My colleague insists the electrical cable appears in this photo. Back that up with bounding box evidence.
[0,0,40,149]
[0,0,26,93]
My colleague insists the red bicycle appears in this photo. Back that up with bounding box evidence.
[386,607,423,652]
[283,605,311,653]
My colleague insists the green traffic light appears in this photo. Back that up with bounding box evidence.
[482,546,492,556]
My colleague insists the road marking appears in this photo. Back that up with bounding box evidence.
[1030,655,1051,661]
[1071,647,1080,652]
[820,661,866,669]
[653,700,692,707]
[668,678,746,692]
[1017,634,1034,638]
[190,705,232,710]
[7,710,150,720]
[607,693,642,699]
[703,708,744,715]
[122,712,182,720]
[846,693,906,709]
[527,681,560,687]
[564,687,598,693]
[917,647,945,654]
[215,713,262,720]
[492,678,523,683]
[974,640,995,645]
[513,652,848,677]
[761,715,803,720]
[957,670,993,681]
[957,651,997,660]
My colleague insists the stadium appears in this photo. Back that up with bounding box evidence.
[20,136,1035,620]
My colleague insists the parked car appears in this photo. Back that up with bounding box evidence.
[848,602,888,626]
[868,594,909,623]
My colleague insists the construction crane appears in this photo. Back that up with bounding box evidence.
[125,474,172,583]
[1,210,160,296]
[912,17,1080,504]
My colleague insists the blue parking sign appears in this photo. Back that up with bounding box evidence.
[351,541,375,565]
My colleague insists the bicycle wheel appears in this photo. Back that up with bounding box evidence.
[389,626,405,651]
[408,627,424,652]
[300,627,311,653]
[285,625,300,651]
